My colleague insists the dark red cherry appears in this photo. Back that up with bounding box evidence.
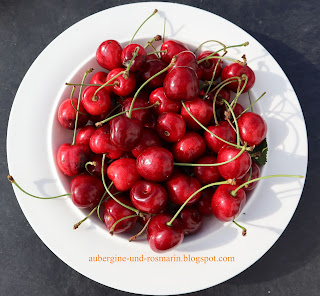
[103,196,138,234]
[236,162,260,192]
[204,121,236,154]
[197,51,223,81]
[180,97,213,130]
[193,155,221,185]
[70,174,105,208]
[89,125,123,159]
[237,112,267,146]
[179,206,203,235]
[149,87,181,115]
[122,97,150,124]
[90,71,113,94]
[107,68,136,97]
[201,87,231,106]
[147,213,184,252]
[130,180,168,214]
[56,143,90,176]
[81,86,111,116]
[131,127,162,158]
[143,111,158,130]
[141,58,167,88]
[136,147,173,182]
[58,98,89,130]
[96,39,122,71]
[107,158,141,192]
[196,187,215,216]
[217,145,252,180]
[166,173,202,206]
[160,40,189,64]
[211,184,246,221]
[121,44,147,72]
[75,125,96,148]
[170,50,199,75]
[220,103,245,120]
[109,115,143,151]
[86,154,109,177]
[171,131,206,163]
[156,112,186,143]
[163,66,200,101]
[221,63,255,93]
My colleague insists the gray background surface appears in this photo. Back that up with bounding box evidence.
[1,0,319,295]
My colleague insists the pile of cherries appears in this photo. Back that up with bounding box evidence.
[10,11,275,253]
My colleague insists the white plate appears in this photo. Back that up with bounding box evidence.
[7,2,308,295]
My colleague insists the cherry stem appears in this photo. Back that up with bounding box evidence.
[123,46,140,77]
[93,71,123,98]
[204,55,224,99]
[147,50,167,56]
[101,154,141,216]
[84,161,96,175]
[95,102,160,127]
[173,145,246,167]
[237,92,266,119]
[73,205,99,230]
[245,167,253,188]
[194,40,227,54]
[7,175,71,199]
[72,68,93,146]
[222,99,241,146]
[130,9,158,44]
[129,217,152,242]
[181,101,241,149]
[167,180,229,227]
[163,17,166,43]
[109,214,138,235]
[248,90,253,112]
[66,83,102,87]
[144,35,162,49]
[231,174,304,196]
[69,87,87,116]
[97,190,120,223]
[128,56,176,119]
[197,42,249,64]
[233,220,247,236]
[230,74,248,108]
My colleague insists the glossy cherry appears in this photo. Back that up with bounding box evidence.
[196,187,215,216]
[136,146,174,182]
[107,68,136,97]
[75,125,96,148]
[193,156,221,185]
[107,158,141,192]
[141,58,167,88]
[170,50,199,77]
[86,154,108,177]
[171,132,206,163]
[121,44,147,72]
[211,184,246,221]
[156,112,186,143]
[160,40,189,64]
[149,87,181,115]
[201,87,231,106]
[130,180,168,214]
[220,103,244,120]
[96,39,122,70]
[58,98,89,130]
[197,51,223,81]
[122,97,150,124]
[70,174,105,208]
[81,86,111,116]
[147,213,184,252]
[236,162,260,191]
[179,206,203,235]
[90,71,113,94]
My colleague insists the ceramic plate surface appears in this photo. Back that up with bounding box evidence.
[7,2,308,295]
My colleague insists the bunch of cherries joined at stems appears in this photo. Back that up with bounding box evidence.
[9,10,303,253]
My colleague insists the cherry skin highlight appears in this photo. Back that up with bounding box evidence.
[156,112,186,143]
[149,87,181,115]
[96,39,122,71]
[160,40,189,64]
[193,155,221,185]
[179,206,203,235]
[75,125,96,148]
[81,86,111,116]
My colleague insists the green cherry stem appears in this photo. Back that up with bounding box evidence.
[204,54,224,98]
[109,214,138,235]
[69,86,87,116]
[128,56,176,119]
[123,46,140,77]
[144,35,162,49]
[73,203,102,230]
[194,40,227,54]
[166,180,229,227]
[8,175,71,199]
[130,9,158,44]
[147,50,167,56]
[84,161,96,175]
[129,217,152,242]
[248,90,253,112]
[222,99,241,146]
[236,92,266,119]
[93,71,123,98]
[163,17,166,43]
[231,175,304,197]
[230,74,248,108]
[233,220,247,236]
[66,83,102,87]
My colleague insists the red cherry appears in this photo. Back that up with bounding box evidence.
[221,63,255,93]
[149,87,181,115]
[201,87,231,106]
[196,187,215,216]
[89,125,123,159]
[107,68,136,96]
[171,131,206,163]
[163,66,200,101]
[121,44,147,72]
[193,156,221,185]
[130,180,168,214]
[58,98,89,130]
[75,125,96,148]
[180,97,213,130]
[96,40,122,70]
[170,50,199,75]
[236,162,260,192]
[136,147,173,182]
[143,111,158,130]
[156,112,186,143]
[197,51,223,81]
[179,206,203,235]
[107,158,141,192]
[166,173,202,206]
[220,103,244,120]
[147,213,184,252]
[70,174,105,208]
[56,143,90,176]
[122,97,150,124]
[86,154,108,177]
[109,115,143,151]
[141,58,167,88]
[237,112,267,146]
[204,121,236,154]
[217,145,252,180]
[90,71,113,94]
[103,196,138,234]
[81,86,111,116]
[160,40,189,64]
[211,184,246,221]
[131,127,162,158]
